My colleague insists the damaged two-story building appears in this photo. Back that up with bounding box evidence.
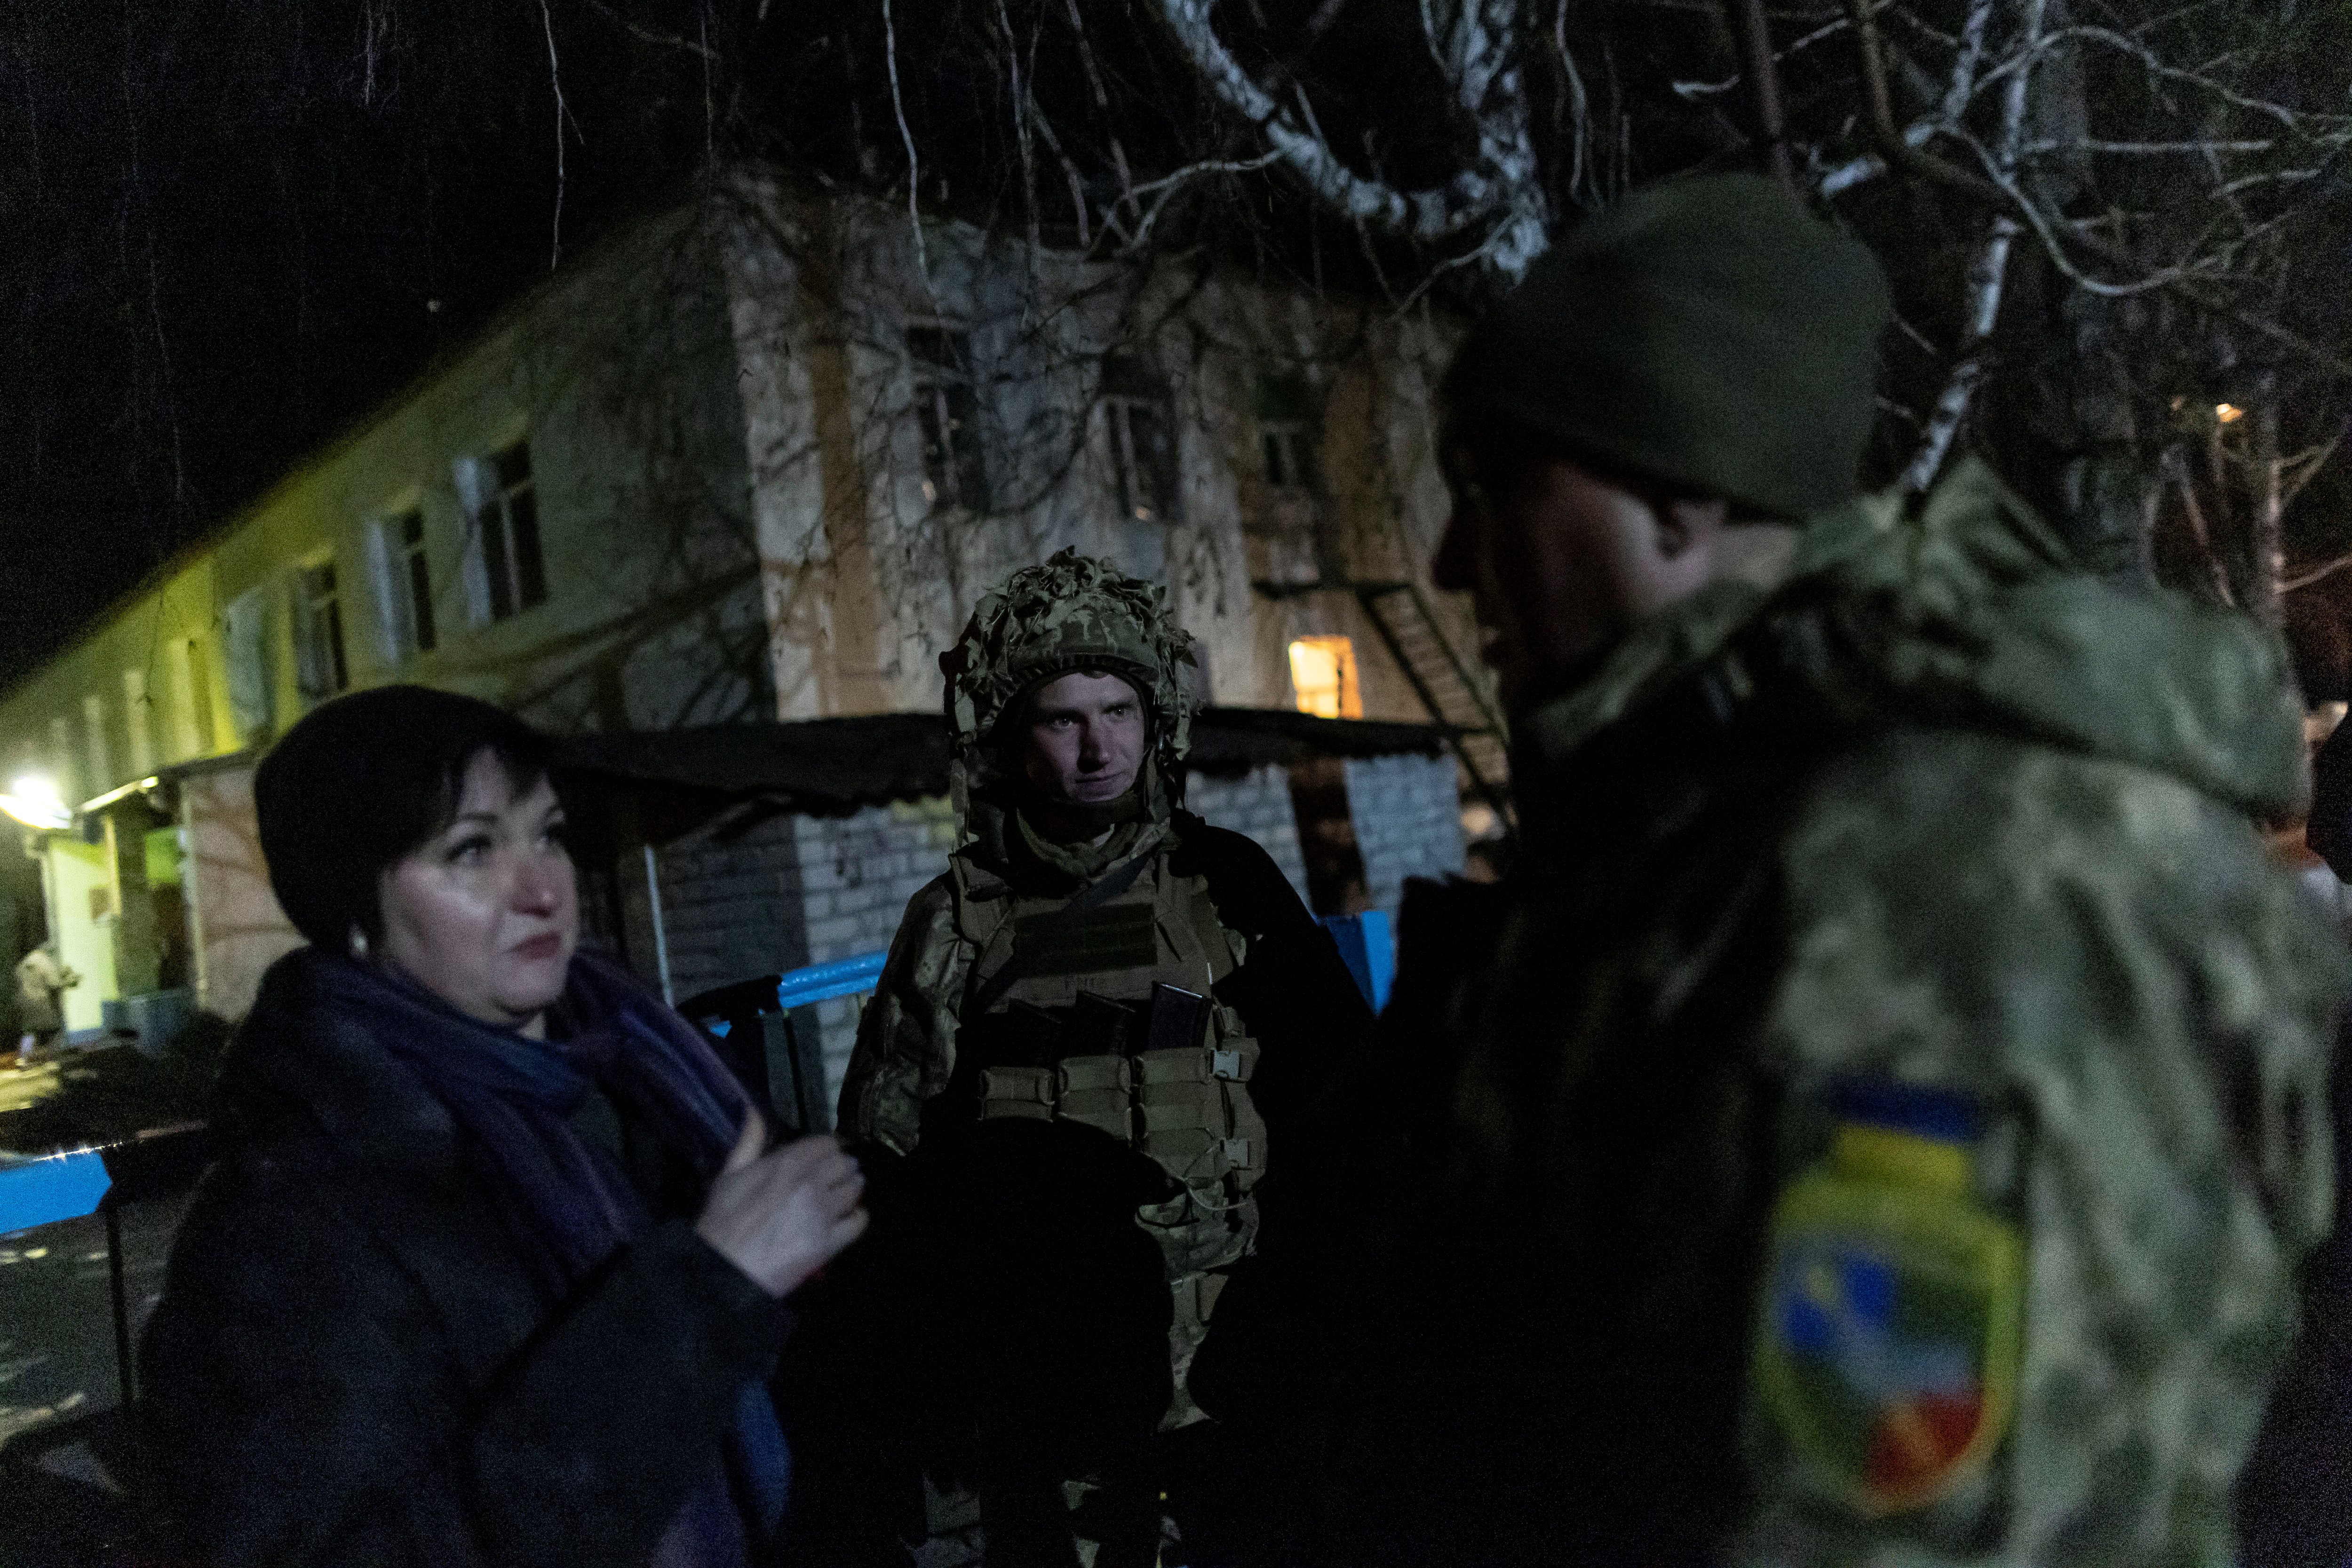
[0,174,1502,1120]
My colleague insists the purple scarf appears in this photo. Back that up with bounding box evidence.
[313,950,744,1290]
[309,948,787,1558]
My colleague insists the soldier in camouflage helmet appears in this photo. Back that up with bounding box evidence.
[1268,173,2347,1564]
[831,549,1368,1566]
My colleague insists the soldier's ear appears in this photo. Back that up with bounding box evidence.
[1655,495,1729,560]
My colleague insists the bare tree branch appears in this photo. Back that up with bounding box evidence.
[2250,369,2285,625]
[1979,25,2344,136]
[1153,0,1547,277]
[1101,152,1281,252]
[2280,427,2347,514]
[1023,87,1094,249]
[1839,0,2011,202]
[1551,0,1594,206]
[1904,0,2041,491]
[881,0,930,279]
[995,0,1043,269]
[2022,137,2280,155]
[582,0,719,61]
[2283,551,2352,594]
[540,0,566,270]
[2167,445,2239,606]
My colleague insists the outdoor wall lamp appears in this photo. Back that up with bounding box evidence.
[0,776,71,832]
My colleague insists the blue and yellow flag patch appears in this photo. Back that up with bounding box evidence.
[1752,1083,2024,1516]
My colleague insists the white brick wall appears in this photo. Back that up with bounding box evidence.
[643,815,803,1004]
[1344,752,1466,914]
[631,757,1451,1126]
[788,798,958,1109]
[631,797,955,1127]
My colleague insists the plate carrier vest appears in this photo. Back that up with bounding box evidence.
[948,844,1264,1425]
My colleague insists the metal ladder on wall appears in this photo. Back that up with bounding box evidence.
[1351,581,1516,840]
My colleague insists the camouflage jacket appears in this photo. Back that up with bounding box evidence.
[839,808,1364,1166]
[830,806,1367,1443]
[1338,460,2346,1567]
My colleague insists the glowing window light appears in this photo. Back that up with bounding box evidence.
[1288,636,1362,720]
[2217,403,2246,424]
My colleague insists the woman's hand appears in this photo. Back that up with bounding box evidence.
[694,1109,868,1299]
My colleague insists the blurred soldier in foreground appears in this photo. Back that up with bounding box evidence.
[2234,713,2352,1564]
[808,551,1366,1567]
[1281,174,2345,1563]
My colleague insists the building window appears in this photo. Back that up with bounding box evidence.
[1255,371,1323,494]
[295,561,350,699]
[371,508,437,658]
[398,509,438,651]
[460,441,548,626]
[907,326,989,511]
[1288,635,1361,720]
[485,442,547,620]
[1102,354,1181,524]
[222,584,276,742]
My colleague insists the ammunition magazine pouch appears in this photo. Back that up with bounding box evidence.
[974,1064,1058,1122]
[954,851,1268,1315]
[1055,1053,1136,1140]
[976,1036,1266,1195]
[1135,1041,1265,1188]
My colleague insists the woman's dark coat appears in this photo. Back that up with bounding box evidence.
[138,953,790,1568]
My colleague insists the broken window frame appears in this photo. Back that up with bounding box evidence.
[479,441,548,621]
[906,325,991,512]
[1101,353,1182,524]
[1253,370,1324,495]
[398,509,438,653]
[294,559,350,700]
[368,507,439,663]
[457,442,549,627]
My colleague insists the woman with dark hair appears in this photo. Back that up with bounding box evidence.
[139,685,866,1568]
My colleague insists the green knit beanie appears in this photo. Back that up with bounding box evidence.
[1444,174,1891,520]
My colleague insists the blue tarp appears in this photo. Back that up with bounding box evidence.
[0,1148,113,1235]
[702,915,1396,1036]
[1319,911,1395,1013]
[702,951,889,1037]
[773,951,890,1010]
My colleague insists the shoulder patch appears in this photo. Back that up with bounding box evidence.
[1750,1081,2024,1519]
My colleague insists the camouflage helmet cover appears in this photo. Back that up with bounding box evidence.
[941,548,1197,761]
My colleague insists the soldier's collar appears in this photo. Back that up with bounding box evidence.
[1515,487,1895,768]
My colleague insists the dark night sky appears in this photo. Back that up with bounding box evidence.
[0,0,1480,689]
[0,0,728,684]
[20,1,2341,695]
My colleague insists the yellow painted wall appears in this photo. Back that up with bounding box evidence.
[0,206,757,1020]
[0,204,752,814]
[0,561,231,811]
[43,836,119,1034]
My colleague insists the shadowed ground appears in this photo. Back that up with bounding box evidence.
[0,1048,210,1565]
